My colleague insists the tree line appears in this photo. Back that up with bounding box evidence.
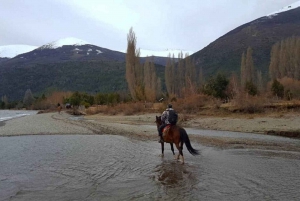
[2,32,300,111]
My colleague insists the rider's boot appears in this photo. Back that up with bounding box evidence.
[158,135,164,143]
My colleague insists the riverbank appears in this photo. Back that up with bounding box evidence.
[0,111,299,152]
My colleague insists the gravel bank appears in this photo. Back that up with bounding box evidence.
[1,111,299,152]
[0,112,94,136]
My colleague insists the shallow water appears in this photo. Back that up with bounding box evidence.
[0,135,299,201]
[144,124,300,143]
[0,110,37,122]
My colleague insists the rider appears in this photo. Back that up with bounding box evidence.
[158,103,174,143]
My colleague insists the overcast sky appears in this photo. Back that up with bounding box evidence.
[0,0,297,53]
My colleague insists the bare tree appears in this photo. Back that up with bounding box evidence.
[23,89,35,107]
[126,27,143,100]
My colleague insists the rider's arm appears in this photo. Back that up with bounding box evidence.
[161,111,167,122]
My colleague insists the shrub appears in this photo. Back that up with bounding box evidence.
[245,81,258,96]
[202,73,229,99]
[271,79,284,98]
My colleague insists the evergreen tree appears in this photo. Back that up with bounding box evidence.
[203,73,229,99]
[271,79,284,98]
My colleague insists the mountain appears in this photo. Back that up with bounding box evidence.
[0,37,167,101]
[191,1,300,79]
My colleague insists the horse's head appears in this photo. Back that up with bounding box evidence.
[155,116,162,127]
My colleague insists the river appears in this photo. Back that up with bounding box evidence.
[0,134,299,201]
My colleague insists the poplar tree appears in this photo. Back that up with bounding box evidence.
[177,52,185,96]
[269,43,280,80]
[294,38,300,79]
[184,53,197,95]
[125,27,143,100]
[143,58,159,101]
[279,40,287,78]
[198,66,204,87]
[245,47,255,83]
[240,52,246,87]
[23,89,35,107]
[165,54,173,96]
[269,36,300,80]
[257,70,263,93]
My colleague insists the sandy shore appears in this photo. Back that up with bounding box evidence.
[1,111,299,152]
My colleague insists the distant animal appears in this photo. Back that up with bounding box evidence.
[65,103,71,109]
[155,116,199,164]
[57,103,62,114]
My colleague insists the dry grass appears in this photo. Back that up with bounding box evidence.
[31,91,72,110]
[83,93,300,119]
[85,102,157,115]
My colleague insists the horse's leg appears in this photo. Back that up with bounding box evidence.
[170,143,176,159]
[160,142,164,157]
[175,142,184,164]
[179,141,184,164]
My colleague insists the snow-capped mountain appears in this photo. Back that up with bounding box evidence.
[38,37,90,49]
[0,45,37,58]
[0,37,193,59]
[267,1,300,16]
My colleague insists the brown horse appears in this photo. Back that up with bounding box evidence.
[155,116,199,164]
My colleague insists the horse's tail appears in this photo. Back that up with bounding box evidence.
[179,127,199,156]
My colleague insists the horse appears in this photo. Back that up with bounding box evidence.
[155,116,199,164]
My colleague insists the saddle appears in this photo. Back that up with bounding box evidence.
[162,125,171,137]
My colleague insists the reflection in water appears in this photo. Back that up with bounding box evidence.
[152,160,201,200]
[155,160,191,186]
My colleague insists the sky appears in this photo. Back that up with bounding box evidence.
[0,0,298,54]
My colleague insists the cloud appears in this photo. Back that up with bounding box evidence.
[0,0,297,53]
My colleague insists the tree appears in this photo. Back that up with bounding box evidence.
[23,89,35,107]
[245,47,255,83]
[165,54,173,96]
[256,70,264,93]
[245,81,258,96]
[240,52,246,87]
[177,51,185,96]
[203,73,229,99]
[184,54,197,95]
[126,27,143,100]
[240,47,258,94]
[144,58,159,101]
[68,91,81,107]
[271,79,284,98]
[269,43,280,80]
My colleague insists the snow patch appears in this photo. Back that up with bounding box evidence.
[267,1,300,16]
[96,50,102,54]
[88,48,93,52]
[139,49,194,58]
[39,37,89,49]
